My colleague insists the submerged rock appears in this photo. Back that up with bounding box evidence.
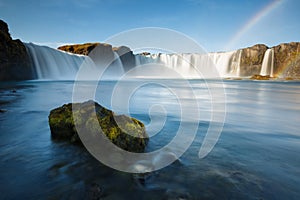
[48,100,148,153]
[0,109,7,113]
[85,182,103,200]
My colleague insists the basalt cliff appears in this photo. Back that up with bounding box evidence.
[0,20,33,81]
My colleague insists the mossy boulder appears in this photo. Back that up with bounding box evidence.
[48,100,148,153]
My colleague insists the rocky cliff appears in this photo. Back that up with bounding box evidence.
[0,20,33,81]
[58,43,136,71]
[240,44,268,76]
[239,42,300,78]
[273,42,300,78]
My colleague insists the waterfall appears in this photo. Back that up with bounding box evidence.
[229,49,242,77]
[260,49,274,77]
[100,52,125,79]
[25,43,96,80]
[134,50,243,78]
[24,42,277,80]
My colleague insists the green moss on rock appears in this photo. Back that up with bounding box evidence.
[48,100,148,153]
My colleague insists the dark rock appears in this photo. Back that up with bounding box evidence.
[0,109,7,113]
[0,20,33,81]
[58,43,115,68]
[48,100,148,153]
[139,52,151,56]
[58,43,136,72]
[85,182,103,200]
[113,46,136,72]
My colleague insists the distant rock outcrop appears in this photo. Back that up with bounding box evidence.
[273,42,300,78]
[240,44,268,76]
[0,20,33,81]
[239,42,300,78]
[112,46,136,71]
[58,43,101,56]
[48,100,149,153]
[58,43,136,71]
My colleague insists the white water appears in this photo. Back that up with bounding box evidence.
[135,50,243,78]
[25,43,127,80]
[25,43,276,80]
[103,52,125,79]
[260,49,274,77]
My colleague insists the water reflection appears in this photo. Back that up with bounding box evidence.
[0,80,299,199]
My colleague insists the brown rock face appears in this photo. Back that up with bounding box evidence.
[0,20,33,81]
[58,43,101,56]
[273,42,300,78]
[240,44,268,76]
[58,43,136,71]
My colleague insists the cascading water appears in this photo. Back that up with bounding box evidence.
[260,49,274,77]
[134,50,243,78]
[25,43,96,80]
[25,42,273,80]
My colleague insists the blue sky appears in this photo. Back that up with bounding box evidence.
[0,0,299,52]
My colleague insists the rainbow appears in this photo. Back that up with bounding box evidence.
[225,0,284,50]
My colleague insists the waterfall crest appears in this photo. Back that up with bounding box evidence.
[135,50,243,78]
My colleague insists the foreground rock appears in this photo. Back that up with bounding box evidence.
[48,100,148,153]
[0,20,33,81]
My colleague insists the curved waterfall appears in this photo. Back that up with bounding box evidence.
[25,43,96,80]
[24,43,276,80]
[135,50,243,78]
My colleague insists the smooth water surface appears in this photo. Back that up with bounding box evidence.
[0,80,300,199]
